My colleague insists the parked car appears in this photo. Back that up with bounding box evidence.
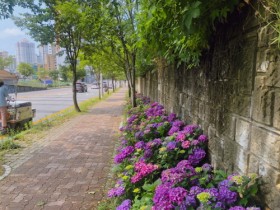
[76,82,87,92]
[91,82,100,89]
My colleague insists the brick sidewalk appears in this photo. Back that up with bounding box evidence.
[0,89,127,210]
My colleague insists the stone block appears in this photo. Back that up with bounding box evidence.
[251,126,280,169]
[266,61,280,88]
[234,146,249,174]
[216,111,236,140]
[256,49,270,73]
[252,89,274,125]
[248,154,260,174]
[235,119,251,150]
[273,91,280,129]
[223,139,236,172]
[232,95,251,118]
[198,102,205,120]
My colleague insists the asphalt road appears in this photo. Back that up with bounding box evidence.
[11,87,100,122]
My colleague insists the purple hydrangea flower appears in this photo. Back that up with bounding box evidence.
[135,131,144,140]
[172,120,184,128]
[198,134,208,143]
[184,195,197,207]
[169,187,188,205]
[229,207,246,210]
[188,148,206,166]
[108,186,125,197]
[127,115,137,124]
[168,126,180,135]
[144,148,153,159]
[218,179,232,188]
[153,183,174,209]
[135,141,145,149]
[189,186,204,196]
[116,199,132,210]
[218,186,238,204]
[152,138,162,145]
[202,163,213,172]
[215,202,225,209]
[114,146,135,164]
[183,125,199,135]
[167,113,177,122]
[167,141,177,151]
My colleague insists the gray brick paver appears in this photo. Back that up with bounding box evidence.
[0,89,127,210]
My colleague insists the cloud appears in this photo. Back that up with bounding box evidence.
[0,27,25,39]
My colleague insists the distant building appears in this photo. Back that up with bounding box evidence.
[8,56,17,73]
[38,44,57,71]
[16,39,36,66]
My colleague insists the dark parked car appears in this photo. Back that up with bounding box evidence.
[76,82,87,92]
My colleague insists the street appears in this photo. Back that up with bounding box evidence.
[12,87,100,121]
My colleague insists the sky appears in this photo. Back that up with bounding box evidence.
[0,7,39,55]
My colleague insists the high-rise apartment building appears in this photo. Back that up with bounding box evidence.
[38,44,57,71]
[16,39,36,66]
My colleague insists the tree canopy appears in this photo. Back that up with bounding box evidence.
[17,63,34,78]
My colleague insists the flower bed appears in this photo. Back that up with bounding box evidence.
[108,95,260,210]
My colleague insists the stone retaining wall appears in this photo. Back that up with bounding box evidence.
[137,7,280,209]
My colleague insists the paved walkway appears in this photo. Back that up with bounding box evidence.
[0,89,127,210]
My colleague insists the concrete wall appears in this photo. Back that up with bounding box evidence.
[137,8,280,209]
[7,85,47,94]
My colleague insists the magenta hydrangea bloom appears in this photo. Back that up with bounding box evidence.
[116,199,132,210]
[182,140,191,149]
[169,187,188,205]
[176,131,187,142]
[198,134,208,143]
[131,161,159,183]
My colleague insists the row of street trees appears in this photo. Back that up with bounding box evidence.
[3,0,225,111]
[3,0,134,112]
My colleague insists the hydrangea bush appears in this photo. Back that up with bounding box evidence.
[109,94,260,210]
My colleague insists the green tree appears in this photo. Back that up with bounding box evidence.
[82,0,139,106]
[58,65,70,81]
[37,67,48,80]
[14,0,91,112]
[49,70,59,81]
[0,56,13,70]
[17,63,34,78]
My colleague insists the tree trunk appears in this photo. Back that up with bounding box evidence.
[131,54,136,107]
[72,64,81,112]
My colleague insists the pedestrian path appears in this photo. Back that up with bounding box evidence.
[0,88,127,210]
